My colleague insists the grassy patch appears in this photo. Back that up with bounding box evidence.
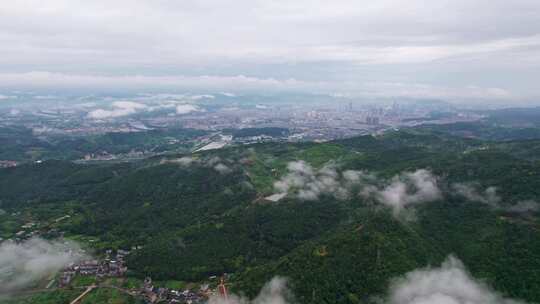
[157,280,188,290]
[293,144,348,167]
[122,277,143,289]
[80,288,137,304]
[4,290,80,304]
[70,275,97,287]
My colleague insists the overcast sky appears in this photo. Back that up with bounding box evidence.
[1,0,539,102]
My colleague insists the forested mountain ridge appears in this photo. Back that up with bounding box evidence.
[1,129,539,303]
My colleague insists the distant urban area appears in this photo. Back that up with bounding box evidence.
[0,92,484,167]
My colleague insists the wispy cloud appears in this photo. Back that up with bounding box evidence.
[452,182,539,213]
[452,183,501,207]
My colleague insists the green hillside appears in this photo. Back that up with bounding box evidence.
[1,129,539,303]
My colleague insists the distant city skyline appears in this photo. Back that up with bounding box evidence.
[1,1,540,103]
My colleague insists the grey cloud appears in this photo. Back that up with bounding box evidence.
[387,255,527,304]
[1,1,539,65]
[1,1,540,100]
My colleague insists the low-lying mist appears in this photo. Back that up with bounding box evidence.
[0,237,86,295]
[269,161,538,219]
